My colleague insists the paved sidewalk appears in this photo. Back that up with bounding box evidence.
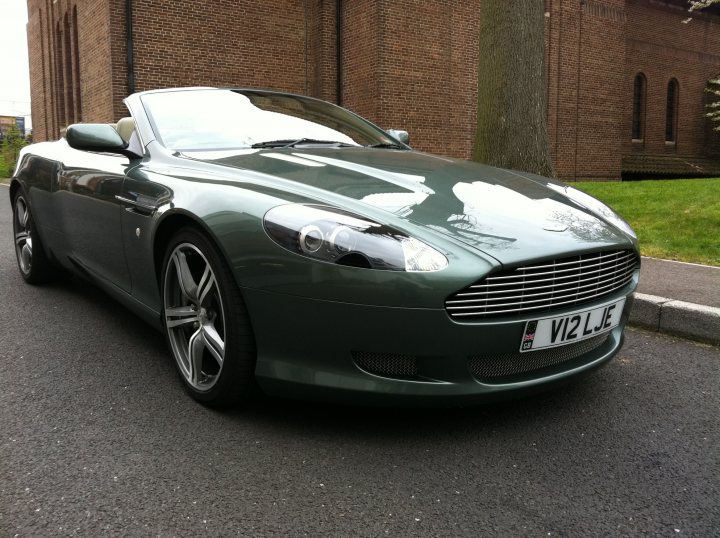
[631,257,720,344]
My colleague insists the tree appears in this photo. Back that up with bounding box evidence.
[1,125,28,177]
[473,1,554,178]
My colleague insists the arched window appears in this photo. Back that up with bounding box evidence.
[665,78,679,144]
[632,73,646,141]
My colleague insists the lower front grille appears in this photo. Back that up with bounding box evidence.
[352,352,418,378]
[468,333,610,381]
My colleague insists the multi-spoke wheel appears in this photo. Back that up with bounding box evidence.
[12,189,53,284]
[162,228,256,405]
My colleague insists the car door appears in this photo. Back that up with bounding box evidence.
[55,148,135,291]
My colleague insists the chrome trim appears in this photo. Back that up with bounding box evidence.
[445,250,639,318]
[471,252,635,284]
[448,267,637,305]
[115,195,158,212]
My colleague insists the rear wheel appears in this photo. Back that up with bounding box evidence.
[161,227,256,406]
[12,189,53,284]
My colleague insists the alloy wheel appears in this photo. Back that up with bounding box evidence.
[14,195,33,275]
[163,243,227,391]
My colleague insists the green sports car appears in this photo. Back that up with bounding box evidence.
[9,88,639,406]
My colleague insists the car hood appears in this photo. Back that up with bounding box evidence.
[188,148,633,266]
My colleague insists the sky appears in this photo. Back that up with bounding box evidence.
[0,0,31,128]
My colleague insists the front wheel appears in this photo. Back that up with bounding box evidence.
[161,227,257,406]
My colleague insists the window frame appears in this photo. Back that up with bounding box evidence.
[631,73,647,143]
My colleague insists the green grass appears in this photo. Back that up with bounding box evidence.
[573,178,720,267]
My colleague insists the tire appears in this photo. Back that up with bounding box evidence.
[161,227,257,406]
[12,189,54,284]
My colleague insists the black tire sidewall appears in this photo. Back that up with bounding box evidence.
[12,188,53,285]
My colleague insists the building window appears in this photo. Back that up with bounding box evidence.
[632,73,646,141]
[665,78,679,144]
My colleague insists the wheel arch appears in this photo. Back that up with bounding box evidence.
[152,210,236,289]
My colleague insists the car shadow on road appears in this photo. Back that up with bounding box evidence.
[221,375,607,441]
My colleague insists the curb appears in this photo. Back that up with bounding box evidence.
[630,292,720,345]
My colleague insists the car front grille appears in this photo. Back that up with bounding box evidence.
[446,249,638,319]
[468,333,610,381]
[352,352,418,378]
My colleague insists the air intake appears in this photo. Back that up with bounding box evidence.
[446,250,638,319]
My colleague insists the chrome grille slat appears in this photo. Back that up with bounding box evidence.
[445,250,639,319]
[448,278,632,310]
[450,280,632,317]
[470,256,636,288]
[453,265,636,300]
[474,255,635,283]
[512,251,633,271]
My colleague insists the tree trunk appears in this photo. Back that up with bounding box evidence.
[473,1,555,178]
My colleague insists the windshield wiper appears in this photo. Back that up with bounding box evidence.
[367,142,406,149]
[251,138,356,149]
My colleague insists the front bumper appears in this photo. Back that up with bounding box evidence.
[241,279,637,406]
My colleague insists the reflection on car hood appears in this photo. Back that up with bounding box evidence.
[190,148,633,266]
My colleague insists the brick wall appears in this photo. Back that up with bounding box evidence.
[546,0,628,181]
[26,0,720,180]
[373,0,479,159]
[27,0,121,140]
[625,0,720,158]
[131,0,307,94]
[341,0,381,124]
[26,4,45,139]
[305,0,338,103]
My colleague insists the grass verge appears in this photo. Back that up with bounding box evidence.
[573,178,720,267]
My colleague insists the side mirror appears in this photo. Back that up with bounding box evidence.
[66,123,139,158]
[386,129,410,145]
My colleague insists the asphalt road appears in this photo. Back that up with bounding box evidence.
[1,184,719,537]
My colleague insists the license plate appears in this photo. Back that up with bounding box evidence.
[520,298,626,352]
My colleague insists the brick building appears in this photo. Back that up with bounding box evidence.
[26,0,720,181]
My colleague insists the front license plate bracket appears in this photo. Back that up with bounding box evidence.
[520,298,626,352]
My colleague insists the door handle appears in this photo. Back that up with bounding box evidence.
[115,194,158,215]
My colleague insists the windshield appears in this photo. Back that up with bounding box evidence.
[140,89,399,152]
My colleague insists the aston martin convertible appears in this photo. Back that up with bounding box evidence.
[9,87,639,406]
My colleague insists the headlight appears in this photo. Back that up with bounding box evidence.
[549,184,637,239]
[264,204,448,272]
